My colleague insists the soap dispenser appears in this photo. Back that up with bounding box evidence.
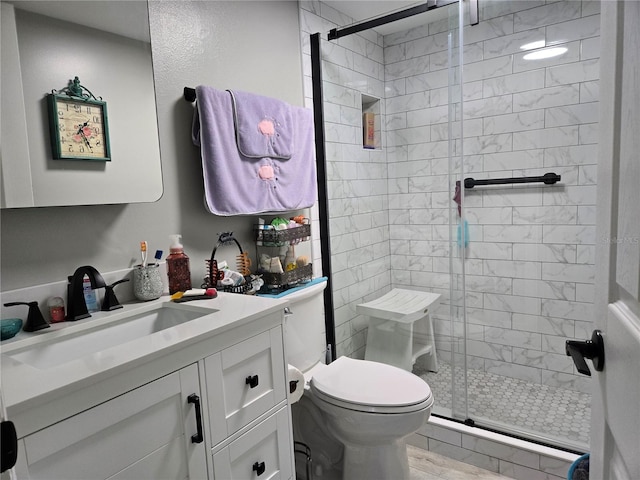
[166,234,191,294]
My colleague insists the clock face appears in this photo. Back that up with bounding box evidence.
[49,96,110,160]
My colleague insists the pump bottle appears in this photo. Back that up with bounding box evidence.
[166,234,191,294]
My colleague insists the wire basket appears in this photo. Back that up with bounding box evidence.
[203,232,253,294]
[256,223,311,246]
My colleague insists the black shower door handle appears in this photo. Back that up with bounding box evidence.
[566,329,604,376]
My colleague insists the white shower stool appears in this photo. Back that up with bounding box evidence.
[357,289,441,372]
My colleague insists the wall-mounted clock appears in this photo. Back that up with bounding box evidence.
[47,77,111,161]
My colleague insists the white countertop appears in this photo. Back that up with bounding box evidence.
[1,293,287,412]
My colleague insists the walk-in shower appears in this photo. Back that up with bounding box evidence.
[303,0,597,456]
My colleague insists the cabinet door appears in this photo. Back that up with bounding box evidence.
[17,365,207,479]
[205,327,286,446]
[212,407,292,480]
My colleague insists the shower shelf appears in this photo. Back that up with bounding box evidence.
[361,94,381,150]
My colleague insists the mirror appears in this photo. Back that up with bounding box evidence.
[0,0,163,208]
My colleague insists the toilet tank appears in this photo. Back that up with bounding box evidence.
[283,279,328,373]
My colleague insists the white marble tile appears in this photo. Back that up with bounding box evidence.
[513,84,580,112]
[484,225,543,243]
[513,205,578,224]
[544,102,598,128]
[579,80,599,103]
[485,359,542,383]
[542,262,594,283]
[483,69,545,97]
[578,122,599,145]
[546,58,599,86]
[512,243,577,263]
[484,260,542,280]
[513,1,581,32]
[513,279,576,301]
[542,185,596,206]
[581,36,600,61]
[406,105,450,127]
[513,126,579,150]
[542,225,596,245]
[576,244,595,264]
[543,144,598,167]
[385,55,430,81]
[546,14,600,45]
[512,313,574,336]
[466,242,514,261]
[464,133,513,155]
[464,56,514,83]
[483,149,544,171]
[484,27,545,59]
[461,435,539,470]
[464,15,515,45]
[541,299,593,322]
[464,275,513,295]
[484,293,542,315]
[484,110,545,134]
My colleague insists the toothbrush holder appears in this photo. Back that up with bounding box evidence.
[133,264,163,301]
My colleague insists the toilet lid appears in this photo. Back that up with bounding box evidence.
[310,356,433,413]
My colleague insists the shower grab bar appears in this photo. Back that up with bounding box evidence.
[464,173,561,189]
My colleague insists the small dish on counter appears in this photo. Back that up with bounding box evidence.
[1,318,23,340]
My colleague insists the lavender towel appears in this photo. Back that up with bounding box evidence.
[192,85,317,216]
[228,90,293,159]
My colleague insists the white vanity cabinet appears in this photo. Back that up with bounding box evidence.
[15,364,207,479]
[8,304,294,480]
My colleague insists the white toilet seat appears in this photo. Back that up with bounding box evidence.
[310,356,434,414]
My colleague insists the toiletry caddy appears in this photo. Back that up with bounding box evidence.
[254,218,312,293]
[203,232,254,294]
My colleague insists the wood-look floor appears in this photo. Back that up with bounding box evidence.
[408,445,515,480]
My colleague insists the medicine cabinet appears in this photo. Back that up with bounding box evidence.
[1,1,163,208]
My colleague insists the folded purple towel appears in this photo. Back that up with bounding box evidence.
[192,86,317,216]
[229,90,293,159]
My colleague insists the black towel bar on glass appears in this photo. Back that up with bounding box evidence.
[464,173,561,189]
[184,87,196,102]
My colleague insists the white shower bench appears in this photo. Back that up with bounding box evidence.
[357,289,441,372]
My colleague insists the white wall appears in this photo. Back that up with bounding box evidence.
[0,1,304,291]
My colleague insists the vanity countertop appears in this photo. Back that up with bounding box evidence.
[1,293,288,414]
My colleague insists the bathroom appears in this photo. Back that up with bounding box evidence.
[1,0,638,479]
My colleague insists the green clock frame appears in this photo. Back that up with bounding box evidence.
[47,77,111,161]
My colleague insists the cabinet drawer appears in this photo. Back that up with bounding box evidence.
[206,326,286,446]
[212,407,292,480]
[18,365,206,479]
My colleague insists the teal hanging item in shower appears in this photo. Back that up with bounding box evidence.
[457,219,469,248]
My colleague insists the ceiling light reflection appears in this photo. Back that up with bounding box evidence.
[523,46,568,60]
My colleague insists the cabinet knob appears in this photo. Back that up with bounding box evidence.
[252,461,266,476]
[245,375,259,388]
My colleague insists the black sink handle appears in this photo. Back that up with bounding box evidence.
[566,329,605,376]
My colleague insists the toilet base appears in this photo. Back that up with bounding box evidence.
[342,439,410,480]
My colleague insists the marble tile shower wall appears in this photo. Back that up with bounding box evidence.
[385,0,599,393]
[299,2,392,359]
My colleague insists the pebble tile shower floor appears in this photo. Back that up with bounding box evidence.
[416,361,591,446]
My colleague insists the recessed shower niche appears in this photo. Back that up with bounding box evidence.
[361,94,381,150]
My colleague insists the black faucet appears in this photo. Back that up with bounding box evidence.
[67,266,107,321]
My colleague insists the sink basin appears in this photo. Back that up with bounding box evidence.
[6,303,216,369]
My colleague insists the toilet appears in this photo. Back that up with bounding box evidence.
[282,278,434,480]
